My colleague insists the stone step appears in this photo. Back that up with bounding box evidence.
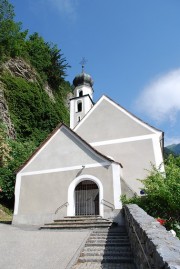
[71,224,136,269]
[85,242,131,247]
[87,238,130,244]
[89,231,129,237]
[91,233,127,237]
[55,217,107,222]
[83,246,131,252]
[40,223,112,230]
[64,215,101,218]
[90,233,129,240]
[45,221,112,226]
[72,262,136,269]
[78,255,134,263]
[89,238,129,242]
[41,216,115,230]
[81,250,132,257]
[89,232,127,237]
[91,230,127,234]
[54,219,111,223]
[92,227,127,233]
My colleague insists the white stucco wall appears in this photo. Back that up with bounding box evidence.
[21,126,107,173]
[13,125,122,225]
[75,96,164,195]
[75,97,156,142]
[13,163,122,225]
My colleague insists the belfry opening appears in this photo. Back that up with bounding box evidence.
[75,180,99,216]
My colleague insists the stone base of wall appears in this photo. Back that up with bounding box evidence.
[124,204,180,269]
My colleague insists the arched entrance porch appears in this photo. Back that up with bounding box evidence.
[67,175,104,217]
[75,180,99,215]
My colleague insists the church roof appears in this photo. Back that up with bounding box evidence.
[73,72,94,88]
[17,123,122,174]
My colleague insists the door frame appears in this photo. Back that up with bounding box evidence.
[67,174,104,217]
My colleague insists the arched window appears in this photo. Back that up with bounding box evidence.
[77,101,82,112]
[79,90,83,97]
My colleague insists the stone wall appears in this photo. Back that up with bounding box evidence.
[124,204,180,269]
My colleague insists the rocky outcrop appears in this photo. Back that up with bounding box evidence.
[44,83,55,102]
[65,92,73,109]
[0,81,16,139]
[0,58,57,138]
[2,58,38,83]
[2,57,55,101]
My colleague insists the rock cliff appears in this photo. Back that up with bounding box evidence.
[0,57,69,139]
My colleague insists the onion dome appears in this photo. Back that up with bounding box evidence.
[73,72,94,88]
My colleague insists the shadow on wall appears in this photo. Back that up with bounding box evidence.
[121,178,137,198]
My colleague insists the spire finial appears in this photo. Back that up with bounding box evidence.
[79,57,87,73]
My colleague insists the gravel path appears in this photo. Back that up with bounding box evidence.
[0,224,89,269]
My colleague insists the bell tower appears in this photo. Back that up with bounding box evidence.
[70,63,94,129]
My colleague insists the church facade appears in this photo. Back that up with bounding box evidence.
[13,70,164,225]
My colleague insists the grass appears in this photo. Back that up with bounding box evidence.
[0,204,13,222]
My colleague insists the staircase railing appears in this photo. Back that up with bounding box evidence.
[55,202,69,214]
[101,199,115,210]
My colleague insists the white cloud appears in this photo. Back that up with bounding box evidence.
[46,0,78,19]
[135,69,180,124]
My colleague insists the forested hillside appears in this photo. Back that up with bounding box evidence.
[166,144,180,156]
[0,0,72,208]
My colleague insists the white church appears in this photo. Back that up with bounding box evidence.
[13,69,164,225]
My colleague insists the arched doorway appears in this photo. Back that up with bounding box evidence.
[75,180,99,216]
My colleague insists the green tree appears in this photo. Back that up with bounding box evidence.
[0,0,14,22]
[0,138,36,207]
[0,0,28,60]
[26,33,51,81]
[0,0,70,91]
[121,155,180,238]
[45,44,69,90]
[0,0,71,208]
[26,34,69,90]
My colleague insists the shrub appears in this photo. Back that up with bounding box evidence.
[121,155,180,238]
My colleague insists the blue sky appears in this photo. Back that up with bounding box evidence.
[10,0,180,145]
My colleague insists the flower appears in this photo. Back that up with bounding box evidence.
[157,218,166,225]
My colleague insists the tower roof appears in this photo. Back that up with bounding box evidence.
[73,72,94,88]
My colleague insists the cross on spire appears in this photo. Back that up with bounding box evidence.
[80,57,87,73]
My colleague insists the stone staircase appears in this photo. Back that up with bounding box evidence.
[72,227,137,269]
[40,216,114,230]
